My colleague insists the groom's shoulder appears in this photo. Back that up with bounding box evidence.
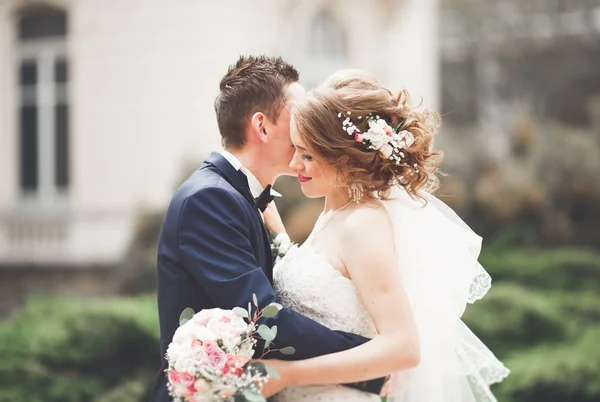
[169,167,242,211]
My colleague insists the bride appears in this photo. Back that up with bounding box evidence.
[261,70,509,401]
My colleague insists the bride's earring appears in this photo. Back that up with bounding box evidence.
[348,184,363,203]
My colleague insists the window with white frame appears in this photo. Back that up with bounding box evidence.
[302,10,348,90]
[16,5,69,202]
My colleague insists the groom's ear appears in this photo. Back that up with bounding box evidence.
[250,112,269,143]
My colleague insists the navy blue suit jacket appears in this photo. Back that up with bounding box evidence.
[149,152,384,401]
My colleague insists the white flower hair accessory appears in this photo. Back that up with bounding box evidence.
[337,111,414,164]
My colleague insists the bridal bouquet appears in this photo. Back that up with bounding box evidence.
[165,295,295,402]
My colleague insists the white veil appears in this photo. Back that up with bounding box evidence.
[381,186,509,401]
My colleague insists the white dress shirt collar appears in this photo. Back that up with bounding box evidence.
[221,150,281,199]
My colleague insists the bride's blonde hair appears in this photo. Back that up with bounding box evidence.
[292,69,443,200]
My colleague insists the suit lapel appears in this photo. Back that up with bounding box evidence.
[204,152,254,205]
[203,152,274,282]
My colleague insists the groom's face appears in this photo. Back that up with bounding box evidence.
[264,82,305,176]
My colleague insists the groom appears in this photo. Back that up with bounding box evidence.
[148,55,385,401]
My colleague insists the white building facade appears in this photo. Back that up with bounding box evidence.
[0,0,438,267]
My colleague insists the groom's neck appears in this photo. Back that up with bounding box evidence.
[225,147,276,188]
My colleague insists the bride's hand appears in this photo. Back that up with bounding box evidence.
[380,373,403,397]
[262,201,286,235]
[256,359,294,398]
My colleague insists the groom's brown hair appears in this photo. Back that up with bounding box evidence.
[215,55,299,148]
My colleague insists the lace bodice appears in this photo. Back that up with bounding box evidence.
[272,245,379,402]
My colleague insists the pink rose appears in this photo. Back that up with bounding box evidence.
[355,134,364,142]
[179,372,195,387]
[192,344,208,367]
[207,348,227,370]
[168,370,195,398]
[232,354,250,368]
[203,341,217,354]
[168,370,181,385]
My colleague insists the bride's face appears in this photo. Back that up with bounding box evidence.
[289,121,337,198]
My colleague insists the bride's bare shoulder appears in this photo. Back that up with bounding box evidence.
[341,201,394,240]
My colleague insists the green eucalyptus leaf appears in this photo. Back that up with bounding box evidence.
[257,324,274,341]
[243,389,266,402]
[178,307,195,326]
[262,305,280,318]
[265,365,280,380]
[233,307,249,319]
[279,346,296,355]
[271,325,278,339]
[252,293,258,307]
[263,339,271,350]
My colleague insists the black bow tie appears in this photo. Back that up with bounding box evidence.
[254,184,275,212]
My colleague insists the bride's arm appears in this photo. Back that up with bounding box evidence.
[264,205,420,391]
[262,199,286,234]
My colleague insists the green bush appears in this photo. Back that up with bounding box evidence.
[0,296,160,402]
[463,245,600,402]
[494,327,600,402]
[0,244,599,402]
[463,283,568,355]
[479,246,600,290]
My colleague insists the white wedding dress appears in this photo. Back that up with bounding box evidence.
[272,186,509,402]
[273,244,380,401]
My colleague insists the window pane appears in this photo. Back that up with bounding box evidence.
[309,12,347,59]
[55,105,69,189]
[55,59,68,83]
[20,61,37,85]
[19,5,67,40]
[20,106,38,191]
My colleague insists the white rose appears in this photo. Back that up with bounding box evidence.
[230,315,249,333]
[366,131,391,150]
[166,342,182,363]
[368,119,388,136]
[174,356,195,373]
[192,309,213,326]
[173,325,194,346]
[206,319,227,337]
[274,233,292,252]
[191,325,217,342]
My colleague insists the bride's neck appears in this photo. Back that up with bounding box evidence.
[323,188,352,213]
